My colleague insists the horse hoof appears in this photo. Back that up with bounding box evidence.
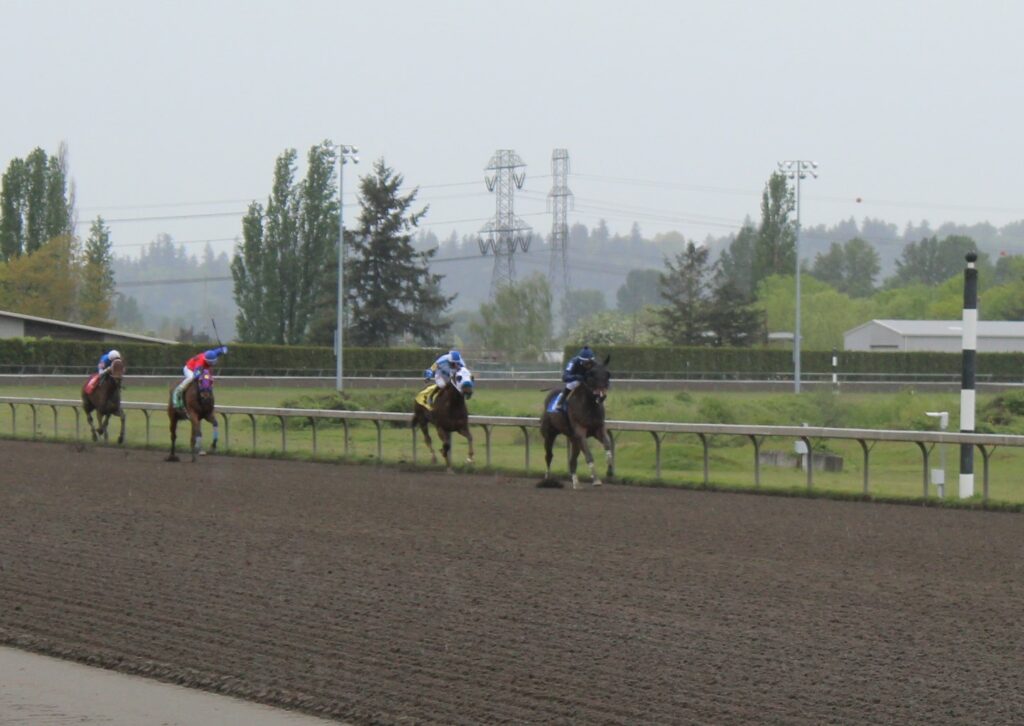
[593,479,603,487]
[572,477,583,490]
[198,450,207,457]
[165,455,179,463]
[465,457,474,465]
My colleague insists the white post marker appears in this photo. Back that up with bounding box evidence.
[959,252,978,498]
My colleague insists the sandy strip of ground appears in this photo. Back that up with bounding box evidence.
[0,646,335,726]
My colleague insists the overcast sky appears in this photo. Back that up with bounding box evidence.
[4,0,1023,260]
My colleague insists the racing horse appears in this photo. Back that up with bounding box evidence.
[411,366,475,472]
[81,358,126,444]
[541,354,614,489]
[166,367,218,462]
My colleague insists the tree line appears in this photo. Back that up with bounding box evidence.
[0,145,116,327]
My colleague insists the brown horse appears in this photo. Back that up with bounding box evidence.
[541,355,614,489]
[411,366,475,471]
[166,368,218,462]
[81,358,126,444]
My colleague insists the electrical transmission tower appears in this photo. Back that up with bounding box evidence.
[478,149,532,297]
[547,148,573,316]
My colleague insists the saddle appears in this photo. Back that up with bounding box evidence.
[546,389,574,415]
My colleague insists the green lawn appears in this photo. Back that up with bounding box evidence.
[2,382,1022,505]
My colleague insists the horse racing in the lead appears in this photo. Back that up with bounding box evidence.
[541,346,614,489]
[167,346,226,462]
[81,351,126,444]
[412,355,475,472]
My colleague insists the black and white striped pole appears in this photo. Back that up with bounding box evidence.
[959,251,978,499]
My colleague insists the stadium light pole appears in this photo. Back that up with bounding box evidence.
[777,160,818,394]
[336,144,359,392]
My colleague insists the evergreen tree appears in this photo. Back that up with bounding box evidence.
[752,172,795,288]
[79,216,115,326]
[657,241,711,345]
[716,223,757,297]
[343,159,453,346]
[705,271,764,347]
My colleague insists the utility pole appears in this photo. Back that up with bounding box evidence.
[547,148,573,325]
[777,160,818,394]
[335,144,358,392]
[478,150,532,298]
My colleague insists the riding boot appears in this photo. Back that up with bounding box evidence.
[172,384,186,410]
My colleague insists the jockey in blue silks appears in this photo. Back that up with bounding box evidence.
[422,350,465,407]
[97,349,122,376]
[553,345,595,411]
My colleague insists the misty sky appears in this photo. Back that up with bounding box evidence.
[4,0,1023,263]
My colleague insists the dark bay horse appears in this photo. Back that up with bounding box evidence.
[166,368,218,462]
[541,355,614,489]
[411,366,475,471]
[82,358,126,444]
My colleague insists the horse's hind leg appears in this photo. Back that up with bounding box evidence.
[85,409,98,442]
[191,416,203,460]
[419,421,437,465]
[569,438,584,489]
[578,430,602,487]
[542,427,557,481]
[116,409,126,445]
[166,415,180,462]
[100,414,110,443]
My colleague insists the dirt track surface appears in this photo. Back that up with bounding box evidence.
[1,440,1022,725]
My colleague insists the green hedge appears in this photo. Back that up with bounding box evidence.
[0,339,445,375]
[564,345,1024,379]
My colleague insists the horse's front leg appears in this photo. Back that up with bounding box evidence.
[576,426,601,487]
[420,420,437,465]
[569,437,584,489]
[459,425,474,465]
[599,426,614,479]
[190,415,202,462]
[543,427,557,481]
[100,414,111,442]
[205,412,218,451]
[116,409,126,445]
[438,427,454,473]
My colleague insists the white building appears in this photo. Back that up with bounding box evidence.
[844,319,1024,353]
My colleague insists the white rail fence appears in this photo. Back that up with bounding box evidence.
[3,396,1023,501]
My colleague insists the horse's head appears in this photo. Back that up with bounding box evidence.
[197,368,215,395]
[583,357,611,402]
[454,365,475,400]
[109,358,125,380]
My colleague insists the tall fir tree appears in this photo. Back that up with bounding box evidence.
[340,159,453,346]
[79,216,116,327]
[0,144,73,261]
[657,241,711,345]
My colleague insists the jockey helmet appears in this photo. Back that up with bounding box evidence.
[108,350,122,361]
[449,350,463,365]
[578,346,594,360]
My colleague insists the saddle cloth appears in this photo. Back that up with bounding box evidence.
[85,373,101,394]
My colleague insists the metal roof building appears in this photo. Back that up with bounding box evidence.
[0,310,175,344]
[844,319,1024,353]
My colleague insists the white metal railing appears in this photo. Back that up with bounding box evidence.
[3,396,1022,501]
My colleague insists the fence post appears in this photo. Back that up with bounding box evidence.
[801,436,812,489]
[857,439,872,494]
[915,441,931,497]
[50,405,58,438]
[9,402,15,436]
[483,425,492,467]
[278,415,286,452]
[748,435,762,488]
[220,413,230,450]
[373,420,382,461]
[73,407,80,440]
[520,425,530,472]
[649,431,662,479]
[29,404,37,439]
[697,432,709,485]
[143,410,151,445]
[310,417,317,455]
[248,414,257,451]
[342,420,350,457]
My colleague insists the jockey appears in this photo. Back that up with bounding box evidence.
[172,346,228,409]
[421,349,465,406]
[97,349,122,377]
[555,345,595,409]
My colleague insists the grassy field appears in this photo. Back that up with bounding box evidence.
[3,381,1023,505]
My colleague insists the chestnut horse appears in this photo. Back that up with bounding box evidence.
[166,368,218,462]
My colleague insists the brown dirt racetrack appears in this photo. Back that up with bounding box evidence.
[1,439,1022,725]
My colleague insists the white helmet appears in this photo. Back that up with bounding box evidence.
[108,350,122,360]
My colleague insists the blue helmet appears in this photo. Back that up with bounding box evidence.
[449,350,463,365]
[578,346,595,361]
